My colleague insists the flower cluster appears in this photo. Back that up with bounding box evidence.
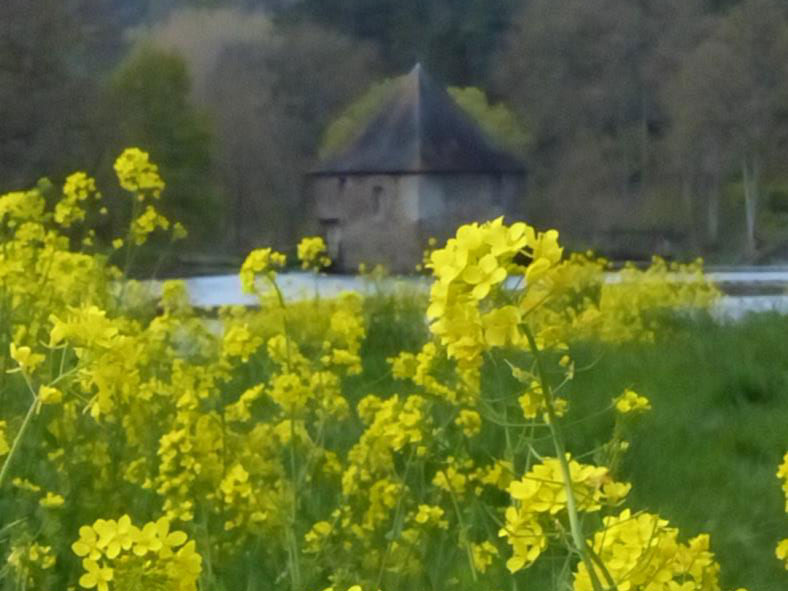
[500,455,631,572]
[72,516,201,591]
[615,389,652,414]
[131,205,170,245]
[574,510,721,591]
[0,156,764,591]
[113,147,165,199]
[427,218,563,363]
[298,236,332,271]
[6,541,57,588]
[55,172,101,228]
[240,247,287,293]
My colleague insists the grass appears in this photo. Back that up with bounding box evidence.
[567,314,788,591]
[358,300,788,589]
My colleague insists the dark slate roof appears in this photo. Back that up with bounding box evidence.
[310,64,526,175]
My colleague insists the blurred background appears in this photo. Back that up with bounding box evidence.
[4,0,788,271]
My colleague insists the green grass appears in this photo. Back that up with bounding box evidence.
[358,304,788,589]
[566,314,788,591]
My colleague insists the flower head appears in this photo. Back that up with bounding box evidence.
[298,236,331,271]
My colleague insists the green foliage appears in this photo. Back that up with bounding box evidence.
[447,86,531,154]
[566,314,788,591]
[0,0,94,191]
[319,78,398,159]
[282,0,520,84]
[359,305,788,591]
[106,45,219,245]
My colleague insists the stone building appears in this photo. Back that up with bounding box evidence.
[306,64,526,273]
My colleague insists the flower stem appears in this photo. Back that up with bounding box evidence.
[0,393,38,489]
[522,325,605,591]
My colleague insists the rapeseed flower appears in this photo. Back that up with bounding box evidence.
[615,389,652,414]
[113,148,165,199]
[79,559,114,591]
[240,248,287,293]
[298,236,331,271]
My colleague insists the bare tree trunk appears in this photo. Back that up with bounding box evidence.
[741,156,760,257]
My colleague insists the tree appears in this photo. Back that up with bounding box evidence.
[280,0,519,85]
[132,6,275,105]
[137,7,380,250]
[205,23,379,250]
[667,0,788,256]
[494,0,711,253]
[105,46,218,244]
[0,0,98,190]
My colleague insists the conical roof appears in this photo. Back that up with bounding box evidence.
[311,64,525,175]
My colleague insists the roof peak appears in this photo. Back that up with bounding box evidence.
[311,65,525,175]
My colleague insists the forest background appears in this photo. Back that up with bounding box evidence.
[4,0,788,270]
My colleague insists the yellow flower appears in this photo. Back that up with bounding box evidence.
[131,205,170,245]
[433,463,467,495]
[132,521,164,556]
[170,540,202,584]
[28,543,56,569]
[304,521,333,553]
[471,541,499,573]
[38,385,63,405]
[455,409,482,437]
[240,248,287,293]
[776,538,788,569]
[172,222,188,240]
[498,506,547,572]
[114,147,165,198]
[13,478,42,493]
[614,389,652,414]
[298,236,331,271]
[481,305,522,347]
[40,491,65,508]
[154,517,188,557]
[0,421,8,456]
[9,343,45,373]
[463,253,507,300]
[413,504,448,529]
[573,509,721,591]
[79,559,113,591]
[778,451,788,512]
[94,515,137,559]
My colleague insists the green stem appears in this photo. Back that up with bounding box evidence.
[264,274,301,591]
[375,447,417,589]
[522,325,605,591]
[0,392,39,490]
[446,484,478,583]
[265,274,293,366]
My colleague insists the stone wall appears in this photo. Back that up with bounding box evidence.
[307,172,525,273]
[417,173,524,245]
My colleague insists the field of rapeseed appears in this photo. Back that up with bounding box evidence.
[0,149,786,591]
